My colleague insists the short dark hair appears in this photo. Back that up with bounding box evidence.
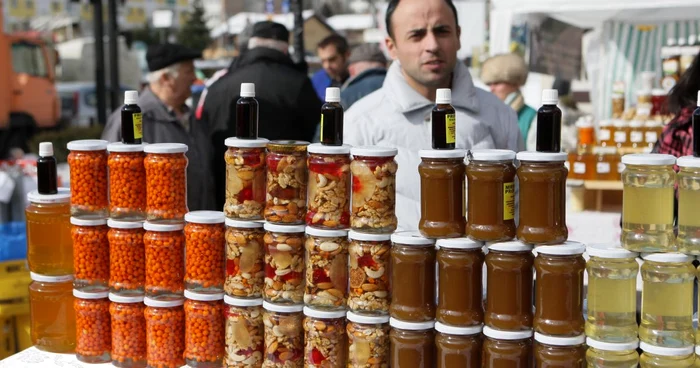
[385,0,459,39]
[317,34,349,55]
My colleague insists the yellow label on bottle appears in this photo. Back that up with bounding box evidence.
[504,182,514,220]
[320,114,324,142]
[133,112,143,139]
[446,113,456,144]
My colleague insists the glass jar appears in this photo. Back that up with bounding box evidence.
[598,120,615,147]
[223,296,264,367]
[466,149,516,242]
[614,120,630,148]
[629,121,645,149]
[185,211,225,293]
[26,189,72,275]
[225,219,265,299]
[107,142,146,221]
[435,322,483,368]
[516,152,568,245]
[67,139,109,218]
[569,150,595,181]
[29,273,76,353]
[184,291,225,367]
[534,333,586,367]
[640,253,695,348]
[651,90,667,117]
[263,223,305,305]
[390,231,436,322]
[108,220,146,296]
[586,338,639,367]
[144,143,188,223]
[144,221,185,300]
[677,157,700,254]
[645,121,663,150]
[349,146,398,233]
[639,342,695,367]
[264,140,309,225]
[612,94,625,119]
[71,217,109,292]
[347,231,391,315]
[224,137,268,220]
[303,307,347,367]
[389,318,435,368]
[346,312,390,368]
[74,290,111,363]
[306,143,351,229]
[585,245,639,343]
[304,227,349,310]
[481,326,533,368]
[418,149,466,238]
[144,297,185,368]
[534,242,586,336]
[109,293,147,368]
[595,147,621,181]
[262,302,304,368]
[436,238,484,327]
[621,154,676,252]
[485,241,534,330]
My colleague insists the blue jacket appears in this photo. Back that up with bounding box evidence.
[311,69,332,101]
[340,68,387,109]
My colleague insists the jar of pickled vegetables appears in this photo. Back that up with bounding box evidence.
[73,289,111,363]
[263,223,305,305]
[26,188,72,275]
[306,143,351,229]
[347,231,391,315]
[67,139,109,218]
[185,211,226,293]
[224,137,268,220]
[349,146,398,233]
[585,338,639,367]
[143,221,185,300]
[639,342,695,367]
[109,293,147,368]
[676,156,700,254]
[262,301,304,368]
[71,217,109,292]
[621,154,676,252]
[264,140,309,225]
[303,307,347,367]
[436,237,484,327]
[346,312,390,368]
[225,219,265,299]
[435,322,482,368]
[390,231,436,322]
[534,333,586,367]
[107,142,146,221]
[481,326,533,368]
[585,244,639,343]
[389,318,436,368]
[108,220,145,296]
[418,149,467,238]
[224,296,264,367]
[29,273,76,353]
[184,291,225,367]
[144,297,185,368]
[144,143,188,223]
[485,241,534,331]
[304,227,348,310]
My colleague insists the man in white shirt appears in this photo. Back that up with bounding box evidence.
[344,0,524,231]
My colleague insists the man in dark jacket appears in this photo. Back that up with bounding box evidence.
[341,43,388,109]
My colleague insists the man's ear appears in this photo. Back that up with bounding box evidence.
[385,36,398,60]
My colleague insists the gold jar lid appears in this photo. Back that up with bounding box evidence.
[267,140,310,153]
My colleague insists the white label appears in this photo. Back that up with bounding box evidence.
[630,131,644,143]
[599,129,611,141]
[614,131,627,143]
[645,131,658,143]
[597,162,611,174]
[573,162,586,174]
[618,162,626,173]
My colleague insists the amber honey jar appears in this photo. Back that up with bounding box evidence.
[389,318,436,368]
[485,241,534,331]
[435,322,482,368]
[436,237,484,327]
[390,231,436,322]
[418,149,466,239]
[534,332,586,367]
[29,273,76,353]
[26,188,72,275]
[482,326,533,368]
[595,147,621,181]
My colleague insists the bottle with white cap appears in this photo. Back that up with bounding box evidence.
[37,142,58,194]
[536,89,562,152]
[693,90,700,157]
[121,90,142,144]
[236,83,259,139]
[432,88,456,149]
[320,87,344,146]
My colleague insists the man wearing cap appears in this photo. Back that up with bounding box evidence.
[341,43,388,109]
[101,43,215,211]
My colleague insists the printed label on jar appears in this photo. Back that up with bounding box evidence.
[596,162,611,174]
[503,182,514,221]
[133,113,143,139]
[573,162,586,174]
[614,131,627,143]
[598,129,611,141]
[618,162,625,173]
[446,114,456,144]
[630,131,644,143]
[645,131,658,143]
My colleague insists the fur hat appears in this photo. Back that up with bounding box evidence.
[480,53,528,86]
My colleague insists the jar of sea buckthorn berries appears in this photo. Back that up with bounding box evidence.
[109,293,147,368]
[144,297,185,368]
[184,290,225,367]
[144,221,185,300]
[108,220,145,296]
[107,142,147,221]
[71,217,109,292]
[185,211,226,293]
[144,143,188,223]
[74,289,112,363]
[67,139,109,219]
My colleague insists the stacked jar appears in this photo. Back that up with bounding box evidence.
[144,143,189,223]
[107,142,147,221]
[224,137,268,220]
[347,231,391,316]
[67,139,109,219]
[71,217,109,292]
[224,219,265,299]
[264,140,309,224]
[346,311,390,367]
[183,290,225,367]
[261,301,304,368]
[108,219,146,296]
[29,273,76,353]
[143,221,185,299]
[223,295,264,367]
[109,293,147,368]
[677,156,700,254]
[418,149,466,238]
[305,143,351,229]
[144,297,185,368]
[184,211,226,293]
[303,227,348,310]
[73,289,111,363]
[349,146,398,233]
[435,238,484,329]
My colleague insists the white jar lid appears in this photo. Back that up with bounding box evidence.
[144,143,188,154]
[391,231,435,246]
[613,120,628,128]
[435,322,482,336]
[642,252,691,263]
[307,143,351,155]
[629,120,644,128]
[535,241,586,256]
[348,231,391,242]
[346,311,390,324]
[419,149,466,159]
[586,337,639,351]
[109,293,145,303]
[534,332,585,346]
[516,151,568,162]
[586,244,638,259]
[108,219,144,229]
[599,120,613,127]
[487,241,533,253]
[305,227,348,238]
[640,342,693,357]
[389,317,435,331]
[224,295,263,307]
[351,146,398,157]
[70,217,108,227]
[144,297,185,308]
[224,137,269,148]
[262,301,303,313]
[468,149,516,162]
[303,306,347,319]
[143,221,184,232]
[27,188,71,204]
[67,139,108,151]
[185,211,225,224]
[73,289,109,299]
[225,219,264,229]
[184,290,224,301]
[483,326,533,340]
[621,153,676,166]
[436,237,483,250]
[107,142,146,153]
[30,273,73,283]
[677,156,700,168]
[696,345,700,356]
[264,222,306,234]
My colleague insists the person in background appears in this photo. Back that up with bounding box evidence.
[341,43,388,109]
[101,43,215,211]
[313,34,350,100]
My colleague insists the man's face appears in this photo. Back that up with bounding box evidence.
[318,44,348,81]
[167,61,196,104]
[385,0,461,88]
[489,82,518,101]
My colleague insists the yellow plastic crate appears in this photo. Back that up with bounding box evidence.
[0,299,29,318]
[0,261,30,301]
[0,317,16,360]
[14,314,31,351]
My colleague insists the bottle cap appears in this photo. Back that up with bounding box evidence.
[325,87,340,102]
[678,37,687,46]
[541,89,559,105]
[436,88,451,104]
[667,37,676,46]
[124,90,139,105]
[240,83,255,97]
[39,142,53,157]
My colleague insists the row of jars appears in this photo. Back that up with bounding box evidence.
[597,119,663,150]
[567,146,624,181]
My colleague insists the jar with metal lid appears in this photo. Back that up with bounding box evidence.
[436,238,484,327]
[594,147,621,181]
[466,149,516,242]
[303,307,347,367]
[109,293,147,368]
[224,296,264,367]
[485,241,534,331]
[516,152,568,245]
[349,146,398,233]
[184,291,225,367]
[598,120,615,147]
[639,253,694,348]
[262,301,304,368]
[26,188,72,275]
[184,211,226,293]
[264,140,309,225]
[74,289,112,363]
[639,342,695,367]
[348,231,391,315]
[144,297,185,368]
[29,273,76,353]
[585,338,639,367]
[435,322,483,368]
[306,143,351,229]
[621,154,676,252]
[346,312,390,368]
[534,242,586,336]
[71,217,109,292]
[585,245,639,343]
[144,221,185,300]
[390,231,436,322]
[108,219,145,296]
[629,121,645,149]
[389,318,435,368]
[534,333,586,367]
[263,223,305,304]
[224,137,268,220]
[67,139,109,218]
[644,121,663,150]
[225,219,265,299]
[613,120,630,148]
[676,156,700,254]
[304,227,348,310]
[418,149,466,238]
[481,326,533,368]
[144,143,188,223]
[107,142,147,221]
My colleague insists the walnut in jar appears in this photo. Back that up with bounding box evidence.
[263,223,306,304]
[306,144,351,229]
[224,138,268,221]
[350,147,398,233]
[303,228,349,310]
[303,307,347,367]
[264,141,309,225]
[262,302,304,368]
[347,231,391,315]
[346,311,390,368]
[225,219,265,299]
[224,296,264,367]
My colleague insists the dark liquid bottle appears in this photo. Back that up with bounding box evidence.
[320,87,343,146]
[121,90,142,144]
[536,89,562,152]
[432,88,456,149]
[37,142,57,194]
[693,91,700,157]
[236,83,258,139]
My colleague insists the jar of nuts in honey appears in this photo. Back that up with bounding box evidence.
[349,146,398,233]
[223,296,264,367]
[109,293,147,368]
[185,211,226,293]
[73,289,111,364]
[143,221,185,300]
[224,137,268,221]
[347,231,391,316]
[346,311,390,368]
[225,219,265,299]
[303,307,347,367]
[144,143,188,223]
[184,290,225,367]
[262,301,304,368]
[306,143,351,229]
[71,217,109,292]
[264,140,309,225]
[304,227,348,310]
[144,297,185,368]
[107,142,146,221]
[67,139,109,219]
[263,223,306,305]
